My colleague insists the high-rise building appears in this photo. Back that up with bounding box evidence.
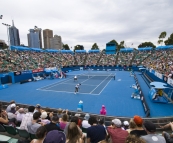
[9,20,20,46]
[43,29,53,49]
[34,26,42,48]
[50,35,62,50]
[27,29,40,48]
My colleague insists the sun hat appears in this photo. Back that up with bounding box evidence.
[123,121,129,126]
[41,112,47,119]
[11,103,16,108]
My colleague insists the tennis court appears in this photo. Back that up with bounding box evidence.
[37,71,116,95]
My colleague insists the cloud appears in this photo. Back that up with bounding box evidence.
[0,0,173,50]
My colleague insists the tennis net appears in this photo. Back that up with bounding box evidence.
[66,74,115,80]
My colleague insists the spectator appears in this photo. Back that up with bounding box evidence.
[27,112,42,134]
[41,112,50,125]
[16,108,25,122]
[126,118,137,133]
[141,121,166,143]
[130,115,147,137]
[107,118,128,143]
[6,100,15,112]
[87,116,106,143]
[162,122,173,143]
[66,122,83,143]
[31,126,47,143]
[20,106,35,131]
[59,114,68,130]
[122,121,129,130]
[45,115,63,133]
[34,104,42,113]
[64,116,83,137]
[125,135,146,143]
[9,103,16,114]
[82,113,91,128]
[43,130,66,143]
[0,108,8,125]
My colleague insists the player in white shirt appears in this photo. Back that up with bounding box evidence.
[74,76,77,82]
[74,83,81,94]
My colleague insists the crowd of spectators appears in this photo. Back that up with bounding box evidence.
[1,100,172,143]
[143,49,173,79]
[1,49,173,80]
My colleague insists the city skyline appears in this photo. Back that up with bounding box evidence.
[0,0,173,50]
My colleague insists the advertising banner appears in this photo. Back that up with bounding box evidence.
[14,71,21,76]
[32,68,44,73]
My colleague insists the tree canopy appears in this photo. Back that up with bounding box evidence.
[164,33,173,45]
[91,43,99,50]
[138,42,156,48]
[63,44,70,50]
[158,31,167,45]
[74,45,84,51]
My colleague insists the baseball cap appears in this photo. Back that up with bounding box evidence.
[143,121,156,132]
[123,121,129,126]
[43,130,65,143]
[134,115,143,126]
[79,100,83,104]
[35,104,41,108]
[112,119,122,127]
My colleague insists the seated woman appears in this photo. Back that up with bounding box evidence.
[0,109,9,125]
[152,89,163,100]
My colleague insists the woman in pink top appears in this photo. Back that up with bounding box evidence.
[59,114,68,130]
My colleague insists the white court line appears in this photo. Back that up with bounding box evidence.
[38,77,74,90]
[60,83,97,86]
[90,74,112,94]
[37,89,99,95]
[98,77,113,95]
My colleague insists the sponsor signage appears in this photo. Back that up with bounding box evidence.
[32,68,44,73]
[21,70,32,74]
[14,71,21,76]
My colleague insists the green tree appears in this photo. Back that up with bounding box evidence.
[74,45,83,52]
[63,44,70,50]
[91,43,99,50]
[138,42,156,48]
[158,31,167,45]
[164,33,173,45]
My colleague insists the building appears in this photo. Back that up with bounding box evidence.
[27,26,42,48]
[50,35,62,50]
[34,26,42,48]
[9,20,20,46]
[27,29,40,48]
[43,29,53,49]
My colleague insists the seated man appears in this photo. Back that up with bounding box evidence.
[152,89,163,100]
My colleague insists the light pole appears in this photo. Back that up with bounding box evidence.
[2,23,11,50]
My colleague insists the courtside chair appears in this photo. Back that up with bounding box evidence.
[29,133,37,140]
[0,124,6,132]
[3,125,18,135]
[16,128,30,139]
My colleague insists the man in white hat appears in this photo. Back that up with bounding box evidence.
[107,118,128,143]
[82,113,91,128]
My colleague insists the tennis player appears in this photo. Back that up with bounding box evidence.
[74,76,77,82]
[74,83,81,94]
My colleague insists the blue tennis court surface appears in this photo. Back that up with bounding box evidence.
[37,71,115,95]
[1,70,173,117]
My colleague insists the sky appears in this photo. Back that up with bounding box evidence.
[0,0,173,51]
